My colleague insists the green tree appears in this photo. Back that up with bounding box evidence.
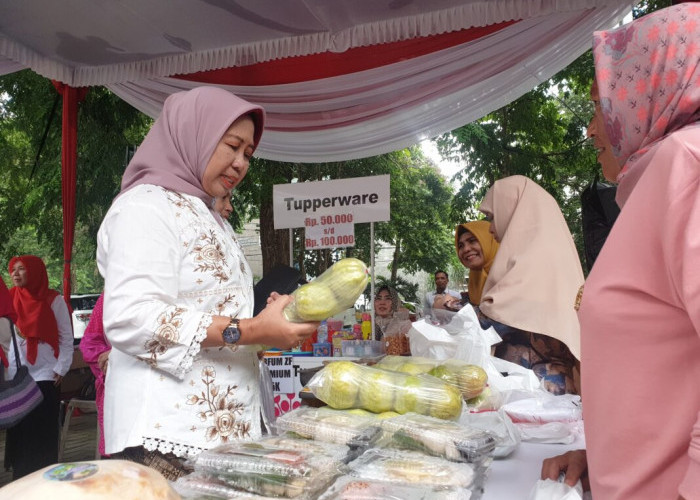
[434,0,672,271]
[240,148,455,287]
[0,70,151,292]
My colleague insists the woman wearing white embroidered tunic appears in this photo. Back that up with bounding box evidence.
[96,86,317,479]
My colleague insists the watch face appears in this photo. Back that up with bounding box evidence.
[222,322,241,345]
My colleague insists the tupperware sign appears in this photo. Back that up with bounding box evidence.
[273,175,390,229]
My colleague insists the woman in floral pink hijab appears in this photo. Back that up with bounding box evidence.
[542,4,700,498]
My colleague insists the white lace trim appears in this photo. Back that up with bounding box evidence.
[175,313,212,379]
[143,436,203,459]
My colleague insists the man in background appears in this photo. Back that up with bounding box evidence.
[423,270,461,312]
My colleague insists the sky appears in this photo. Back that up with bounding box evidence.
[420,139,466,181]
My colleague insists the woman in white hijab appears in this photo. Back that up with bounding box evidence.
[477,175,584,395]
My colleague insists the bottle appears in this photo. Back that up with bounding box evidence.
[317,321,329,344]
[361,313,372,340]
[352,323,363,340]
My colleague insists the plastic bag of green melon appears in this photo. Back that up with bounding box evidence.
[307,360,463,420]
[284,258,369,322]
[376,355,489,401]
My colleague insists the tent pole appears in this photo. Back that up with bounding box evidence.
[289,229,293,267]
[370,222,375,338]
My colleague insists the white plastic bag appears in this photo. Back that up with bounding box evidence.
[515,420,584,444]
[528,479,584,500]
[502,393,582,424]
[408,305,541,399]
[459,408,521,458]
[408,305,499,368]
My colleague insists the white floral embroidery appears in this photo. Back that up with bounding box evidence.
[186,366,251,443]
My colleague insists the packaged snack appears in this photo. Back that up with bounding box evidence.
[379,413,496,464]
[308,361,463,420]
[318,476,472,500]
[274,407,382,452]
[192,440,345,499]
[347,448,475,489]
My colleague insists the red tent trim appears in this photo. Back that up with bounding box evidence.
[175,20,518,86]
[52,81,88,307]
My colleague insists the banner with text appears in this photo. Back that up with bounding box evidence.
[273,175,390,229]
[305,221,355,249]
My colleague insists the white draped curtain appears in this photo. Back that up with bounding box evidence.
[0,0,632,162]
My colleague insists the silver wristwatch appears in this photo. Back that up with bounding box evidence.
[221,318,242,346]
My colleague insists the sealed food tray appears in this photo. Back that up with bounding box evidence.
[193,441,344,499]
[257,435,352,463]
[275,407,382,451]
[318,475,472,499]
[380,413,496,464]
[347,448,475,489]
[174,471,281,499]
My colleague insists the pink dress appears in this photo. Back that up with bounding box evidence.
[584,5,700,498]
[580,126,700,499]
[78,294,110,456]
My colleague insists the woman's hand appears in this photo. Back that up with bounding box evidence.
[203,295,318,350]
[53,372,63,387]
[97,350,110,374]
[541,449,589,489]
[245,295,318,350]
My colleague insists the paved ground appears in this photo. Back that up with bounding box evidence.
[0,408,98,487]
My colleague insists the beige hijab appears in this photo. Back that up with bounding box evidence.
[479,176,583,359]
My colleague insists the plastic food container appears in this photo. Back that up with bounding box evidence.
[318,475,472,500]
[193,440,345,499]
[347,448,475,489]
[274,407,382,453]
[379,413,496,464]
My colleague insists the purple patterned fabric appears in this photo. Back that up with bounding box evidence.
[593,3,700,195]
[119,87,264,206]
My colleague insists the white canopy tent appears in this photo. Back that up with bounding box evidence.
[0,0,633,298]
[1,0,633,161]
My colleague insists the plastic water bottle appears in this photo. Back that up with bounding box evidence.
[317,321,328,343]
[361,313,372,340]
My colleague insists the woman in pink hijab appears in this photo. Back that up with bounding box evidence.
[542,4,700,498]
[96,87,317,479]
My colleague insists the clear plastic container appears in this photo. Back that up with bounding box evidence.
[193,440,345,499]
[317,321,329,343]
[318,475,472,499]
[274,407,382,452]
[175,471,281,499]
[379,413,496,464]
[347,448,475,489]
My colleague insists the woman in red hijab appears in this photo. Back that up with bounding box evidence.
[0,276,17,368]
[5,255,74,479]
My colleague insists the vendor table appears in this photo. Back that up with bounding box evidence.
[267,354,587,499]
[482,437,586,499]
[263,355,358,416]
